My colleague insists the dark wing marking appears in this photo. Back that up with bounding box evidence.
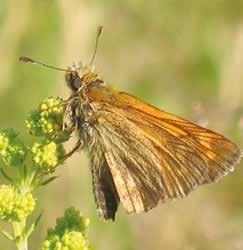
[90,150,119,220]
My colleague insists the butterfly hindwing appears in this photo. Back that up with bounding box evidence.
[90,147,119,220]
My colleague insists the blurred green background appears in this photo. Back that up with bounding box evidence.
[1,0,243,249]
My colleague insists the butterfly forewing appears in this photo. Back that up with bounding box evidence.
[87,87,240,215]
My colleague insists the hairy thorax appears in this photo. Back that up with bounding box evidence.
[64,70,112,156]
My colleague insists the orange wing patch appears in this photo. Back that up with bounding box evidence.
[88,88,241,214]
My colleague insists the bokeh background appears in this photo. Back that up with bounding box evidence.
[1,1,243,249]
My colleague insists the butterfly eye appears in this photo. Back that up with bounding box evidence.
[72,77,82,91]
[65,72,82,91]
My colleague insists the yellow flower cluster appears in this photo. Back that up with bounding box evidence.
[39,97,64,114]
[0,185,35,222]
[31,141,65,173]
[41,207,91,250]
[0,130,27,167]
[25,97,65,139]
[42,232,90,250]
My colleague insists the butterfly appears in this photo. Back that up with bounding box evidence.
[20,27,241,221]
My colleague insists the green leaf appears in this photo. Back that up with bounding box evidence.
[25,213,42,238]
[40,176,59,186]
[54,130,71,143]
[0,168,13,182]
[0,229,14,241]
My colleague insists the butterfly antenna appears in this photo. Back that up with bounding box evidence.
[89,25,103,66]
[19,56,74,73]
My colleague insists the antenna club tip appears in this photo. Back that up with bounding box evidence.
[19,56,35,64]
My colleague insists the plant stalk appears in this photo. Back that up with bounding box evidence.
[12,219,28,250]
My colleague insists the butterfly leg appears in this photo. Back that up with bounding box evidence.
[61,140,84,162]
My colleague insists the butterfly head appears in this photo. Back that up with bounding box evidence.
[65,65,101,93]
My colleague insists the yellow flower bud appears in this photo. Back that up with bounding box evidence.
[26,97,66,140]
[0,133,9,152]
[31,141,65,174]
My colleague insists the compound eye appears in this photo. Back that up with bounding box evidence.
[72,77,82,90]
[65,72,82,91]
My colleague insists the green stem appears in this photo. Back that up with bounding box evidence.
[13,166,36,250]
[12,219,28,250]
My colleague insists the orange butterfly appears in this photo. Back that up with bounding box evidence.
[20,27,241,221]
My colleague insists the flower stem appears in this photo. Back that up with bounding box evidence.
[16,239,28,250]
[12,219,28,250]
